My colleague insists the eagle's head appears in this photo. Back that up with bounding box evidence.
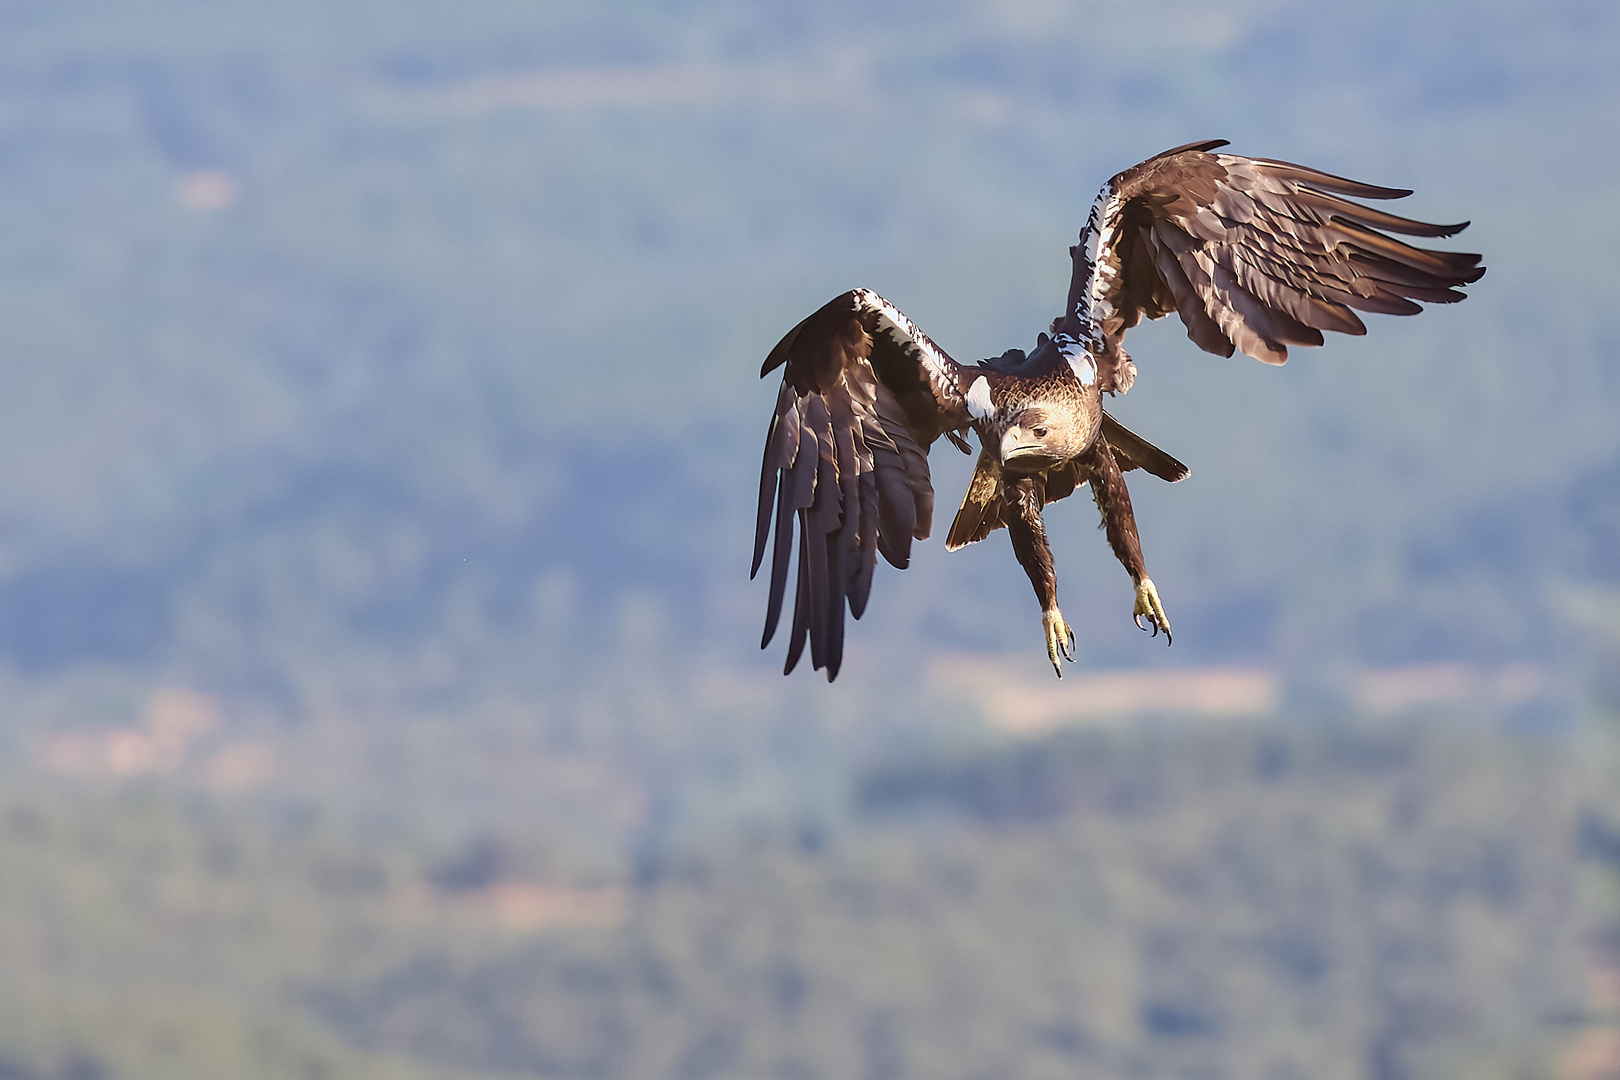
[998,400,1091,472]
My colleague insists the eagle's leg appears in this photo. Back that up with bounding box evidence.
[1085,436,1172,644]
[1006,476,1075,677]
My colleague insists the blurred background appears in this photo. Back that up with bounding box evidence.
[1,0,1618,1077]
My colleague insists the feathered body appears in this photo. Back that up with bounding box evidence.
[751,140,1483,680]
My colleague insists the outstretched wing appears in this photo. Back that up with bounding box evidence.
[1061,139,1486,392]
[753,288,972,680]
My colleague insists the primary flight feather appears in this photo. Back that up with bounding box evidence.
[752,140,1484,680]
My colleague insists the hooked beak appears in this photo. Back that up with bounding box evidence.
[1000,426,1056,469]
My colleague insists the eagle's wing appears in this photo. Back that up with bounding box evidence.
[1062,139,1486,392]
[753,288,973,680]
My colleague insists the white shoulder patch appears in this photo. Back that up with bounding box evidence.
[966,375,994,420]
[1054,333,1097,387]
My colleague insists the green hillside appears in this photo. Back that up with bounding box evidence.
[0,720,1594,1080]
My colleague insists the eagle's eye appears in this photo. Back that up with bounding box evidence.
[1032,425,1048,438]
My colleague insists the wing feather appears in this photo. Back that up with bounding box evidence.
[1147,230,1233,356]
[783,519,812,675]
[1060,143,1483,383]
[847,471,880,619]
[753,289,971,680]
[944,450,1005,551]
[802,423,838,672]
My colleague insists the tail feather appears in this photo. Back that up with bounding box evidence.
[1100,411,1189,482]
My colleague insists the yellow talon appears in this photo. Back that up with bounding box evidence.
[1133,578,1172,644]
[1042,607,1076,677]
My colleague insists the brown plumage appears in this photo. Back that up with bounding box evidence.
[752,140,1483,680]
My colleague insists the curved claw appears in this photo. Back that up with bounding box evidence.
[1042,607,1076,678]
[1133,578,1173,645]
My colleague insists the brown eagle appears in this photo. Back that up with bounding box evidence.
[751,140,1483,680]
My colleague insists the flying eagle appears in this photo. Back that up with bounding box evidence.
[751,140,1483,680]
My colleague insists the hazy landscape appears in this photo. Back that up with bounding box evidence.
[1,0,1618,1076]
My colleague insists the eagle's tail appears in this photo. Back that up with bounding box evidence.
[1100,412,1189,483]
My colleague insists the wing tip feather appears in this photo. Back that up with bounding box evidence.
[1156,138,1229,158]
[756,291,961,679]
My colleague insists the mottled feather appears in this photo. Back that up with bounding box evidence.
[944,411,1185,549]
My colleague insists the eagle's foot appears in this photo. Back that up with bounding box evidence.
[1133,578,1172,645]
[1043,607,1076,678]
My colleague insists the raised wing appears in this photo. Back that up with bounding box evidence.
[1061,139,1486,391]
[753,289,972,680]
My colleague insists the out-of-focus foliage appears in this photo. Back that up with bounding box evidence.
[0,720,1587,1080]
[0,0,1614,711]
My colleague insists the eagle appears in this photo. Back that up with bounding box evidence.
[751,140,1483,680]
